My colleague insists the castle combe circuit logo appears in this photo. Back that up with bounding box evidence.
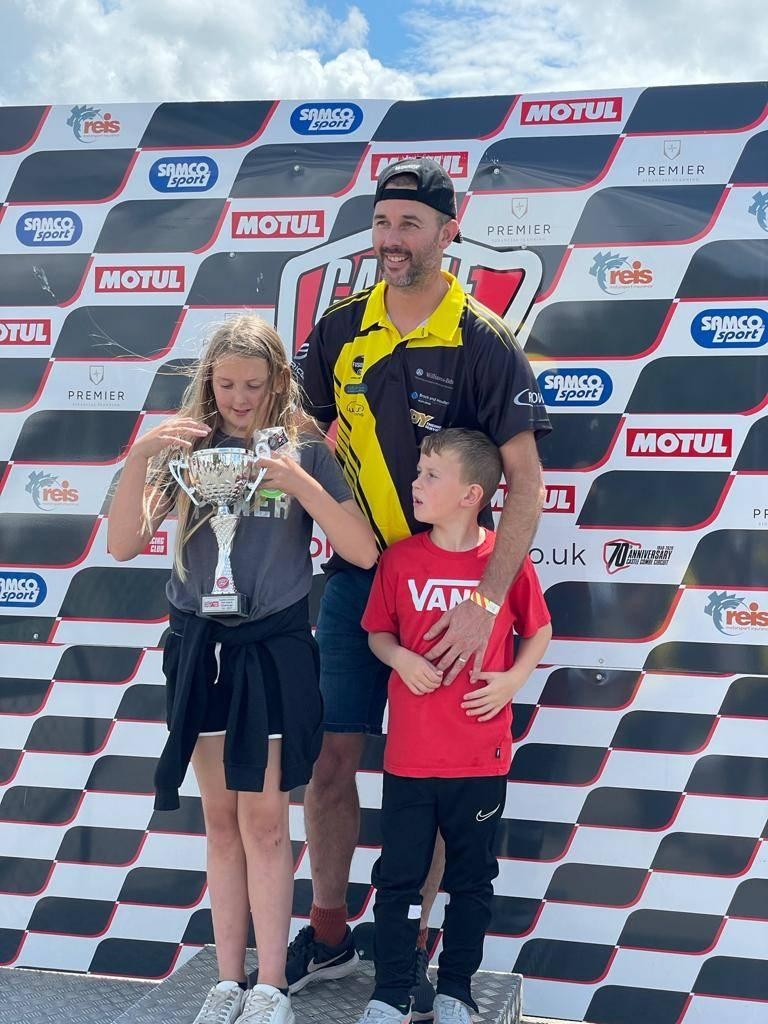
[705,591,768,636]
[748,191,768,232]
[590,252,653,294]
[603,538,673,574]
[67,105,121,142]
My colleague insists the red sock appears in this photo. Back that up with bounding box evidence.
[310,903,348,947]
[416,927,429,950]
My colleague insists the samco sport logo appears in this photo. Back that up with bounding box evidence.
[748,191,768,232]
[408,578,480,612]
[16,211,82,246]
[590,252,653,294]
[67,105,121,142]
[232,211,325,239]
[538,369,612,406]
[26,471,79,510]
[95,266,185,292]
[705,591,768,636]
[691,309,767,348]
[0,572,47,607]
[603,539,673,574]
[290,102,363,135]
[0,319,51,345]
[521,96,622,125]
[371,152,469,179]
[149,157,218,192]
[627,428,732,457]
[280,234,543,356]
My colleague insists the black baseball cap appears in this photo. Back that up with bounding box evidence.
[374,157,462,241]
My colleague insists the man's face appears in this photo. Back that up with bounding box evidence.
[372,198,452,289]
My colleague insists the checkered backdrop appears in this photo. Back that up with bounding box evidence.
[1,84,767,1024]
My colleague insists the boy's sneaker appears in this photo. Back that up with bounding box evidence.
[355,999,412,1024]
[284,924,359,993]
[240,984,295,1024]
[191,980,246,1024]
[432,995,473,1024]
[411,947,436,1020]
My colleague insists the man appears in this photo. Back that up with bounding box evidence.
[289,158,551,1008]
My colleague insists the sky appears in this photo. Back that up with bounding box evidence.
[0,0,765,106]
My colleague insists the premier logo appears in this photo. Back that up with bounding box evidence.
[0,319,51,344]
[408,578,480,612]
[543,485,576,513]
[16,212,83,246]
[691,309,767,348]
[149,157,218,192]
[95,266,185,292]
[521,96,622,125]
[371,152,469,179]
[0,573,47,607]
[627,429,732,457]
[232,211,325,239]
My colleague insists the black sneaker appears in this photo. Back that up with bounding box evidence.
[284,924,359,994]
[410,947,435,1020]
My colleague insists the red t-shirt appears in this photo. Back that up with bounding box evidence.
[362,530,550,778]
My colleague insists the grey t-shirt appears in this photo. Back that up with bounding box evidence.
[166,432,352,625]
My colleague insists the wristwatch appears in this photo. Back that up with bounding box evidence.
[470,590,501,616]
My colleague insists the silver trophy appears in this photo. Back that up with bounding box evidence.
[168,447,266,617]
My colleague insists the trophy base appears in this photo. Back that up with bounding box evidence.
[201,592,250,617]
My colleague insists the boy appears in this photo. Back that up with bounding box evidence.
[358,429,552,1024]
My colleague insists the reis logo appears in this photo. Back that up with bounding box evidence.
[16,211,83,246]
[748,191,768,232]
[705,590,768,635]
[95,266,185,292]
[627,428,732,457]
[691,309,767,348]
[290,102,363,135]
[590,252,653,294]
[26,470,79,510]
[149,157,218,193]
[371,152,469,179]
[408,578,480,612]
[232,211,325,239]
[67,104,121,142]
[0,319,51,345]
[521,96,622,125]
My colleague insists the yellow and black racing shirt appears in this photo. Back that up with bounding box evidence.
[293,272,551,552]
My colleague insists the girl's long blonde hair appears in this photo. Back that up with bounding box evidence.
[142,315,302,581]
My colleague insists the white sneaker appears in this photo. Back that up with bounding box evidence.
[356,999,412,1024]
[432,995,472,1024]
[239,984,295,1024]
[192,981,246,1024]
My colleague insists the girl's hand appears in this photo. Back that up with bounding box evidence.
[393,649,443,696]
[461,670,523,722]
[255,453,313,499]
[130,417,210,460]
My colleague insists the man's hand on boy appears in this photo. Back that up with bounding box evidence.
[423,599,495,686]
[461,669,525,721]
[393,649,443,695]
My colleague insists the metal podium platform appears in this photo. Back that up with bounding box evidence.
[0,951,577,1024]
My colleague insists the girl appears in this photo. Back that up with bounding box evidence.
[108,316,378,1024]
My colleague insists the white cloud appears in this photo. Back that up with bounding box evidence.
[0,0,416,104]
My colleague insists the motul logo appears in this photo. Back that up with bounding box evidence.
[371,152,469,179]
[408,578,480,612]
[95,266,185,292]
[232,211,325,239]
[543,484,576,513]
[0,318,51,344]
[627,428,732,457]
[521,97,623,125]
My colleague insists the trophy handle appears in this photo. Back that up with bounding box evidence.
[242,464,268,504]
[168,457,204,507]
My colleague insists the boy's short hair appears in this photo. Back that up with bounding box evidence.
[420,428,502,507]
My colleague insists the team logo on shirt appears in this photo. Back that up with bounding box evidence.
[408,578,480,612]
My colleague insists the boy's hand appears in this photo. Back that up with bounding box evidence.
[461,670,524,722]
[394,649,443,696]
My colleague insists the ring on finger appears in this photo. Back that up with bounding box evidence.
[457,655,469,663]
